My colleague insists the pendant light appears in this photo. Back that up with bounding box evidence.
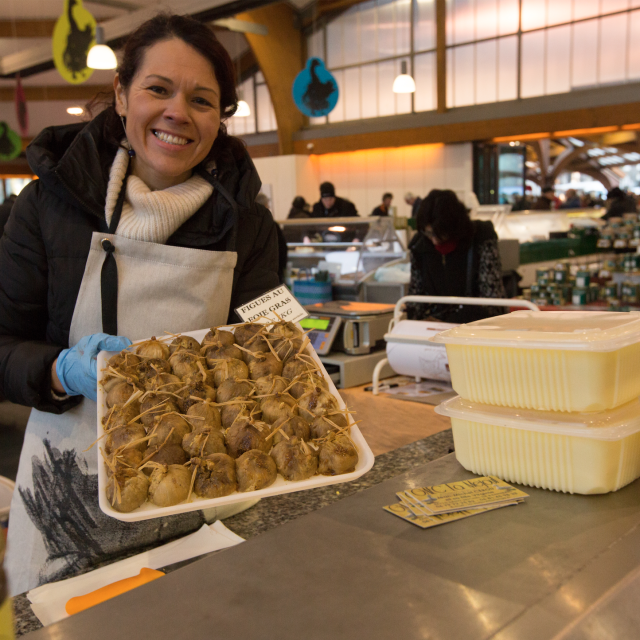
[235,95,251,117]
[87,25,117,70]
[392,60,416,94]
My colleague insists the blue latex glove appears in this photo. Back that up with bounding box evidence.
[56,333,132,401]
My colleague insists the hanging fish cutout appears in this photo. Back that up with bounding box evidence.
[52,0,96,84]
[292,58,339,117]
[0,122,22,161]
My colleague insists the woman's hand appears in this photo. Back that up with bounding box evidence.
[53,334,132,401]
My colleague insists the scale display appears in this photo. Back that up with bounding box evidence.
[300,315,341,355]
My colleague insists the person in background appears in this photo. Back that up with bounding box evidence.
[560,188,581,209]
[1,13,280,595]
[0,193,17,236]
[371,192,393,217]
[288,196,310,219]
[404,192,422,218]
[533,186,556,210]
[603,187,637,220]
[407,189,505,324]
[311,182,358,217]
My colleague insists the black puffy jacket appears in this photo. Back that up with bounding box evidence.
[0,110,279,414]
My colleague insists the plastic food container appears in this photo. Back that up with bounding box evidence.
[436,396,640,494]
[431,311,640,412]
[97,326,374,522]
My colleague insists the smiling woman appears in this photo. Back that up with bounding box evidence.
[0,14,281,595]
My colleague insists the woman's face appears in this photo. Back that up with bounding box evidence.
[114,38,221,190]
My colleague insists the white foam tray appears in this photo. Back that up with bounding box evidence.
[97,326,375,522]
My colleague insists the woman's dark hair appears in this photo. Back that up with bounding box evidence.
[91,13,239,161]
[416,189,472,243]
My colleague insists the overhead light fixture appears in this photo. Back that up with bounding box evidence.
[235,99,251,117]
[328,226,346,232]
[87,25,117,70]
[392,61,415,94]
[67,106,84,116]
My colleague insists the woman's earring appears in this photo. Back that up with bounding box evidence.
[119,114,136,158]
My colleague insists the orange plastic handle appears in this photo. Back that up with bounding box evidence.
[65,568,164,615]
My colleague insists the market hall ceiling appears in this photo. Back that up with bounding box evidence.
[0,0,279,79]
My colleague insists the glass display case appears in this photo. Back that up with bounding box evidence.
[474,205,606,243]
[280,216,406,300]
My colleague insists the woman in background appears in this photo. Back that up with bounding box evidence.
[407,189,505,324]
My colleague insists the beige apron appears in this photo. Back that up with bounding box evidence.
[7,225,256,596]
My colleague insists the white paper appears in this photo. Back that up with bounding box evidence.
[27,521,244,626]
[235,285,308,324]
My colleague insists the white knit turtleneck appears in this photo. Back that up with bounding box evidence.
[104,146,214,243]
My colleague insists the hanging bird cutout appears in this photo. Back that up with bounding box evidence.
[52,0,96,84]
[292,58,339,117]
[0,122,22,161]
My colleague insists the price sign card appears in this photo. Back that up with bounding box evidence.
[383,502,517,530]
[235,286,309,324]
[399,476,528,515]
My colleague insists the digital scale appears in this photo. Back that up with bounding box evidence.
[300,301,396,388]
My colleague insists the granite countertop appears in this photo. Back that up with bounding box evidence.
[12,430,454,637]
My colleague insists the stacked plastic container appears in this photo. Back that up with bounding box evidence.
[433,311,640,494]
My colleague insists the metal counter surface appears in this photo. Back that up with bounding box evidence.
[24,454,640,640]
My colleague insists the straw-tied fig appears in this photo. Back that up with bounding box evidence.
[136,337,170,360]
[105,422,147,455]
[270,415,310,444]
[270,437,318,481]
[225,419,271,458]
[234,323,264,346]
[144,443,188,469]
[168,350,201,380]
[253,374,288,396]
[189,453,237,498]
[202,342,243,367]
[146,372,182,394]
[201,328,236,348]
[318,433,358,476]
[148,413,191,449]
[310,411,349,439]
[260,393,298,424]
[236,450,277,492]
[135,358,171,386]
[106,380,141,408]
[139,394,178,429]
[106,468,149,513]
[298,386,338,422]
[177,380,216,412]
[212,359,248,387]
[248,353,283,380]
[148,464,191,507]
[182,427,227,458]
[170,335,200,354]
[221,397,261,430]
[186,400,221,430]
[102,401,140,431]
[216,378,253,403]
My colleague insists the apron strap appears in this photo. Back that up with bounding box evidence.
[100,161,131,335]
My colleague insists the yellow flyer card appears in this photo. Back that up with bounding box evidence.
[383,501,516,529]
[400,476,528,515]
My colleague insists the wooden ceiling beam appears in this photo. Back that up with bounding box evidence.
[0,85,112,102]
[293,101,640,155]
[0,20,57,38]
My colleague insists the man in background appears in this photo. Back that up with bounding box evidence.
[371,192,393,216]
[404,192,422,218]
[533,185,556,210]
[312,182,358,217]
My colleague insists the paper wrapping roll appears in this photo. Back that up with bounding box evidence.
[386,320,455,382]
